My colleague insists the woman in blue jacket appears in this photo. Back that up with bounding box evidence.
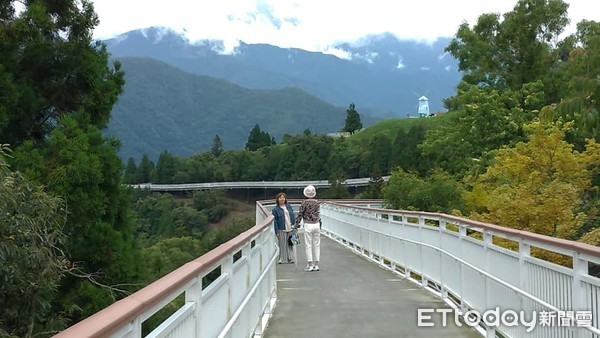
[272,192,295,264]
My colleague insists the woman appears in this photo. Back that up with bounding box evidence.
[272,192,295,264]
[294,185,321,272]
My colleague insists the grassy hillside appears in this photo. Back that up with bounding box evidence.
[350,113,453,141]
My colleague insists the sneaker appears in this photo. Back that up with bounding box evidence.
[304,266,314,272]
[313,266,320,271]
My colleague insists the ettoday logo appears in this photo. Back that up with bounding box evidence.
[417,308,593,332]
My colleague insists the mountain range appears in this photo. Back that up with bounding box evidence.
[107,57,355,161]
[103,27,462,160]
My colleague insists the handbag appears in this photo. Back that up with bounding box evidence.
[288,229,300,246]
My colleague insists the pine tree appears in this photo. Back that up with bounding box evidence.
[124,157,138,183]
[211,134,223,157]
[246,124,275,151]
[343,103,363,134]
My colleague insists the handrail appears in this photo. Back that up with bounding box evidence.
[217,246,279,338]
[323,201,600,337]
[54,198,600,337]
[54,212,275,337]
[130,177,390,192]
[327,201,600,258]
[344,222,600,335]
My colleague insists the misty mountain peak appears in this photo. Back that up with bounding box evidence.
[104,26,460,118]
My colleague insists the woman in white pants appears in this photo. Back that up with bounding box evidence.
[294,185,321,272]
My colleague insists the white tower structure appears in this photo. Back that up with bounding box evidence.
[418,96,430,117]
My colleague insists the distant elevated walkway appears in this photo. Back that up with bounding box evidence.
[131,176,390,192]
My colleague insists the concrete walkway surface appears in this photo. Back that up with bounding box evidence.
[264,235,482,338]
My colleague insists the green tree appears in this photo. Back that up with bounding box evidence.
[383,168,465,213]
[133,193,180,243]
[392,125,429,175]
[343,103,363,134]
[14,116,140,319]
[124,157,138,184]
[274,146,296,180]
[466,121,600,239]
[360,165,384,199]
[445,0,568,98]
[192,190,229,223]
[140,237,206,282]
[1,0,136,325]
[211,134,223,157]
[137,154,154,183]
[367,132,392,175]
[0,0,124,146]
[154,151,176,184]
[555,20,600,144]
[245,124,275,151]
[0,146,69,337]
[324,170,351,198]
[421,82,538,177]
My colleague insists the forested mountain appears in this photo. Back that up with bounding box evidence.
[106,57,370,160]
[105,27,461,118]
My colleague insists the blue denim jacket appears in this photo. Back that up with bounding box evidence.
[272,203,295,231]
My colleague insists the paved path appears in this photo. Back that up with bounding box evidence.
[264,235,482,338]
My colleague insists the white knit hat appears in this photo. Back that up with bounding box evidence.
[303,185,316,198]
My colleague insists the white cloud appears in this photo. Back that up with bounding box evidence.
[352,51,379,64]
[396,56,405,69]
[438,52,450,61]
[92,0,599,54]
[322,47,352,60]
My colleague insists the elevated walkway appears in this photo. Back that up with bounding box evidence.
[54,200,600,338]
[265,235,480,337]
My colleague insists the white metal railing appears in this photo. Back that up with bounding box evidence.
[131,177,390,192]
[54,199,600,338]
[55,202,278,338]
[320,202,600,338]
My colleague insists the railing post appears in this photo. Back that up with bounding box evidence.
[418,216,427,288]
[482,231,493,338]
[518,240,530,338]
[388,213,395,271]
[185,277,203,338]
[401,215,409,279]
[572,252,588,338]
[518,241,530,291]
[483,231,492,271]
[222,255,234,330]
[458,224,467,314]
[439,220,447,299]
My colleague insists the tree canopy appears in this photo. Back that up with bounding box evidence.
[343,103,363,134]
[466,122,600,239]
[0,146,70,337]
[0,0,124,146]
[245,124,276,151]
[1,0,136,331]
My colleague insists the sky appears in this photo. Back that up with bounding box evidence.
[92,0,599,54]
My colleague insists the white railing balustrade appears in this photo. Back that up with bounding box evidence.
[55,199,600,338]
[131,177,390,192]
[55,202,278,338]
[320,202,600,338]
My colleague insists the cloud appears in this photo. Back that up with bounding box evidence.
[92,0,597,55]
[396,56,405,69]
[352,51,379,64]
